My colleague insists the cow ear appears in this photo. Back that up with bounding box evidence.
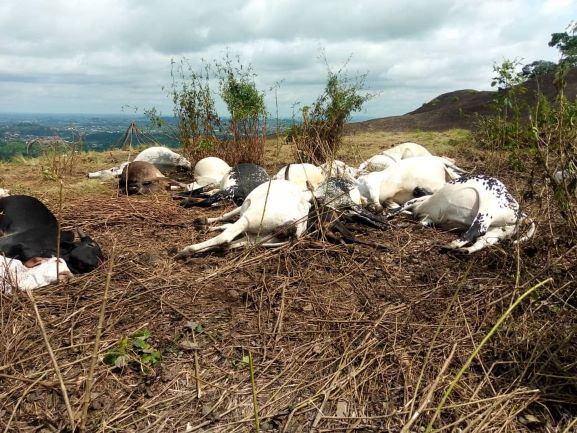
[61,230,75,243]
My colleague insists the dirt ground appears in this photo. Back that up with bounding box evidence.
[0,139,576,433]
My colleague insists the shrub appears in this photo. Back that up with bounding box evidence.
[215,54,267,164]
[169,58,221,160]
[168,55,267,165]
[288,58,374,164]
[531,89,577,232]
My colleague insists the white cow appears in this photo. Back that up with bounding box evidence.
[358,153,399,173]
[1,256,72,293]
[382,142,432,160]
[274,163,325,190]
[357,156,464,211]
[396,175,535,254]
[175,180,311,256]
[88,146,192,179]
[186,157,232,191]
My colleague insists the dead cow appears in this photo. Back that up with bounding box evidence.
[88,146,192,179]
[1,256,71,293]
[175,180,311,256]
[395,175,536,254]
[357,156,465,212]
[0,195,104,281]
[175,163,270,207]
[119,161,185,195]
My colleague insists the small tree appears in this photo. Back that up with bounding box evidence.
[289,58,374,164]
[472,58,529,154]
[169,58,221,160]
[548,22,577,68]
[215,55,267,164]
[520,60,558,79]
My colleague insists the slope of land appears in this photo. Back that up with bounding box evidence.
[0,135,575,432]
[347,67,577,132]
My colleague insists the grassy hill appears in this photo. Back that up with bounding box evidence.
[347,67,577,132]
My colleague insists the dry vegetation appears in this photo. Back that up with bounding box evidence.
[1,130,576,433]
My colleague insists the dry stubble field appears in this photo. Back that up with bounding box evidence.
[0,130,576,433]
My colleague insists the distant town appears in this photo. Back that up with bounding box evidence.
[0,112,298,161]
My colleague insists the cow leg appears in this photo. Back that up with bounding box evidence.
[176,217,249,257]
[393,195,429,216]
[513,215,536,244]
[456,225,516,254]
[208,223,233,232]
[446,212,493,249]
[207,205,243,224]
[227,235,290,249]
[419,216,435,227]
[343,208,388,230]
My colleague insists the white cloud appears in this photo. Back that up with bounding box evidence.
[0,0,574,117]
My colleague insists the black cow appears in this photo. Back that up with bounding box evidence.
[0,195,104,273]
[175,163,270,207]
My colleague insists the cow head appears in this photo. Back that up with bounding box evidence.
[61,229,105,274]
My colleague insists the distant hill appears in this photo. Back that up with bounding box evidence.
[347,67,577,132]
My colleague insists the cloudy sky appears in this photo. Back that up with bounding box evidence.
[0,0,574,119]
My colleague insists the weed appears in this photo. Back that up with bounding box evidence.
[287,54,375,164]
[168,53,267,165]
[103,329,161,374]
[28,131,83,180]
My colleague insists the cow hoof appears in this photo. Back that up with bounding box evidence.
[193,217,209,227]
[174,250,189,260]
[451,247,471,255]
[439,244,467,255]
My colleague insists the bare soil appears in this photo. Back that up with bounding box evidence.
[0,144,576,432]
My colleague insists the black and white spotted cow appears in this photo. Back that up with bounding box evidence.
[175,163,270,207]
[395,175,535,253]
[313,177,388,229]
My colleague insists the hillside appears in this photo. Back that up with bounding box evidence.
[347,67,577,132]
[1,136,576,432]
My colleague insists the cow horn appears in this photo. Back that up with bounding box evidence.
[77,228,87,239]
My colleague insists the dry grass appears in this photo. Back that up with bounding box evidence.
[0,132,576,432]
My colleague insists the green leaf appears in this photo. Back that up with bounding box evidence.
[103,352,119,366]
[132,338,150,350]
[114,355,130,368]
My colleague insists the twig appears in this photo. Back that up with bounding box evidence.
[27,290,76,431]
[79,242,116,432]
[249,351,261,433]
[192,329,202,399]
[401,343,457,433]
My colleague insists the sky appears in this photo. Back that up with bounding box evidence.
[0,0,575,120]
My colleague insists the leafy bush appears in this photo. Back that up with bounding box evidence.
[472,25,577,233]
[472,59,529,154]
[169,59,221,160]
[531,91,577,232]
[168,54,266,165]
[287,58,374,164]
[215,54,267,164]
